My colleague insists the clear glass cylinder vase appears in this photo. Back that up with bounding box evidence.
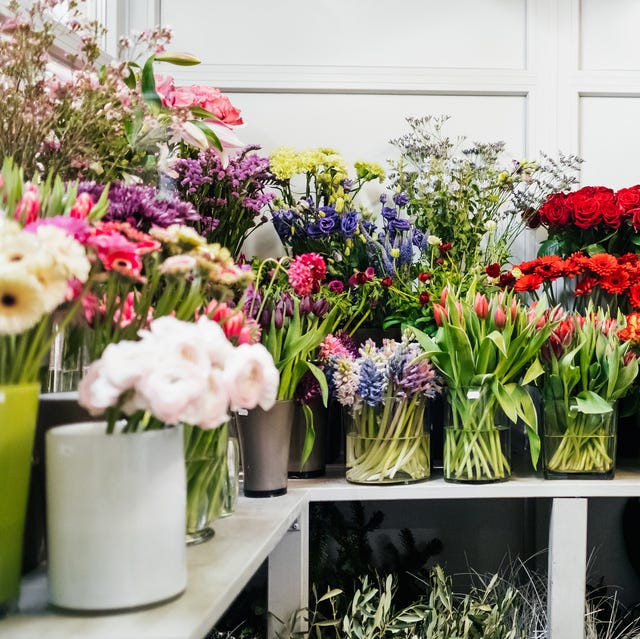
[184,423,229,545]
[345,396,430,484]
[543,398,617,479]
[444,386,512,483]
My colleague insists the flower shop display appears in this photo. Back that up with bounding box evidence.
[510,251,640,314]
[412,288,556,482]
[45,316,279,610]
[323,332,442,484]
[239,252,346,493]
[387,115,581,304]
[174,145,274,258]
[528,184,640,258]
[269,146,387,333]
[538,308,638,478]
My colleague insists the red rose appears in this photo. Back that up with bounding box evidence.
[538,193,570,227]
[439,242,452,253]
[418,272,431,283]
[566,186,614,229]
[616,185,640,215]
[631,208,640,231]
[381,276,393,287]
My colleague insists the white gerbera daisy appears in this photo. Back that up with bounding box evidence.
[0,232,40,268]
[0,271,45,335]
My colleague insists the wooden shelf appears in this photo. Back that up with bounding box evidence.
[5,468,640,639]
[3,490,308,639]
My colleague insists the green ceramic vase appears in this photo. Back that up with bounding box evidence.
[0,383,40,614]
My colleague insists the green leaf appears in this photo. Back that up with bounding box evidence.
[574,390,614,414]
[189,105,219,120]
[537,237,562,257]
[190,120,223,151]
[485,330,507,357]
[306,360,329,406]
[584,243,606,256]
[141,55,162,109]
[153,51,201,65]
[317,588,343,603]
[300,402,315,467]
[522,358,544,386]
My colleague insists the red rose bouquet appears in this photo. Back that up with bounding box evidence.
[532,184,640,257]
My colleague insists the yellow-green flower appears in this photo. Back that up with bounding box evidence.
[269,146,302,180]
[354,160,386,182]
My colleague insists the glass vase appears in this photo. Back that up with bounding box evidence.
[444,386,512,483]
[184,423,229,545]
[345,396,430,484]
[543,397,617,479]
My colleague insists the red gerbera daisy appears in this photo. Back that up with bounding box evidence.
[627,283,640,309]
[588,253,618,277]
[533,255,568,279]
[600,270,630,294]
[574,275,598,296]
[513,273,544,292]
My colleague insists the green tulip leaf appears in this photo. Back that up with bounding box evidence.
[574,391,614,414]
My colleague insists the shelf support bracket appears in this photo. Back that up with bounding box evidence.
[268,503,309,639]
[548,497,587,639]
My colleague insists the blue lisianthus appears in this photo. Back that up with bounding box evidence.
[341,212,359,236]
[412,227,426,249]
[389,217,411,232]
[357,357,387,407]
[319,213,339,234]
[392,192,410,207]
[306,222,324,238]
[272,208,297,241]
[381,206,398,221]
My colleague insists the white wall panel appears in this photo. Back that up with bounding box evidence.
[580,0,640,70]
[160,0,526,70]
[230,93,526,168]
[580,97,640,188]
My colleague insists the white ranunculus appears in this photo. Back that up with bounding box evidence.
[184,369,230,430]
[224,343,279,412]
[100,339,157,391]
[136,361,209,426]
[195,316,234,366]
[77,360,123,416]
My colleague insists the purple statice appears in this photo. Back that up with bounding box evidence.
[173,145,274,256]
[78,182,199,231]
[357,356,387,407]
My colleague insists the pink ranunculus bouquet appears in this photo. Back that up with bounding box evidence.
[78,315,279,434]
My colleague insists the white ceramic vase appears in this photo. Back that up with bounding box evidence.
[45,422,187,611]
